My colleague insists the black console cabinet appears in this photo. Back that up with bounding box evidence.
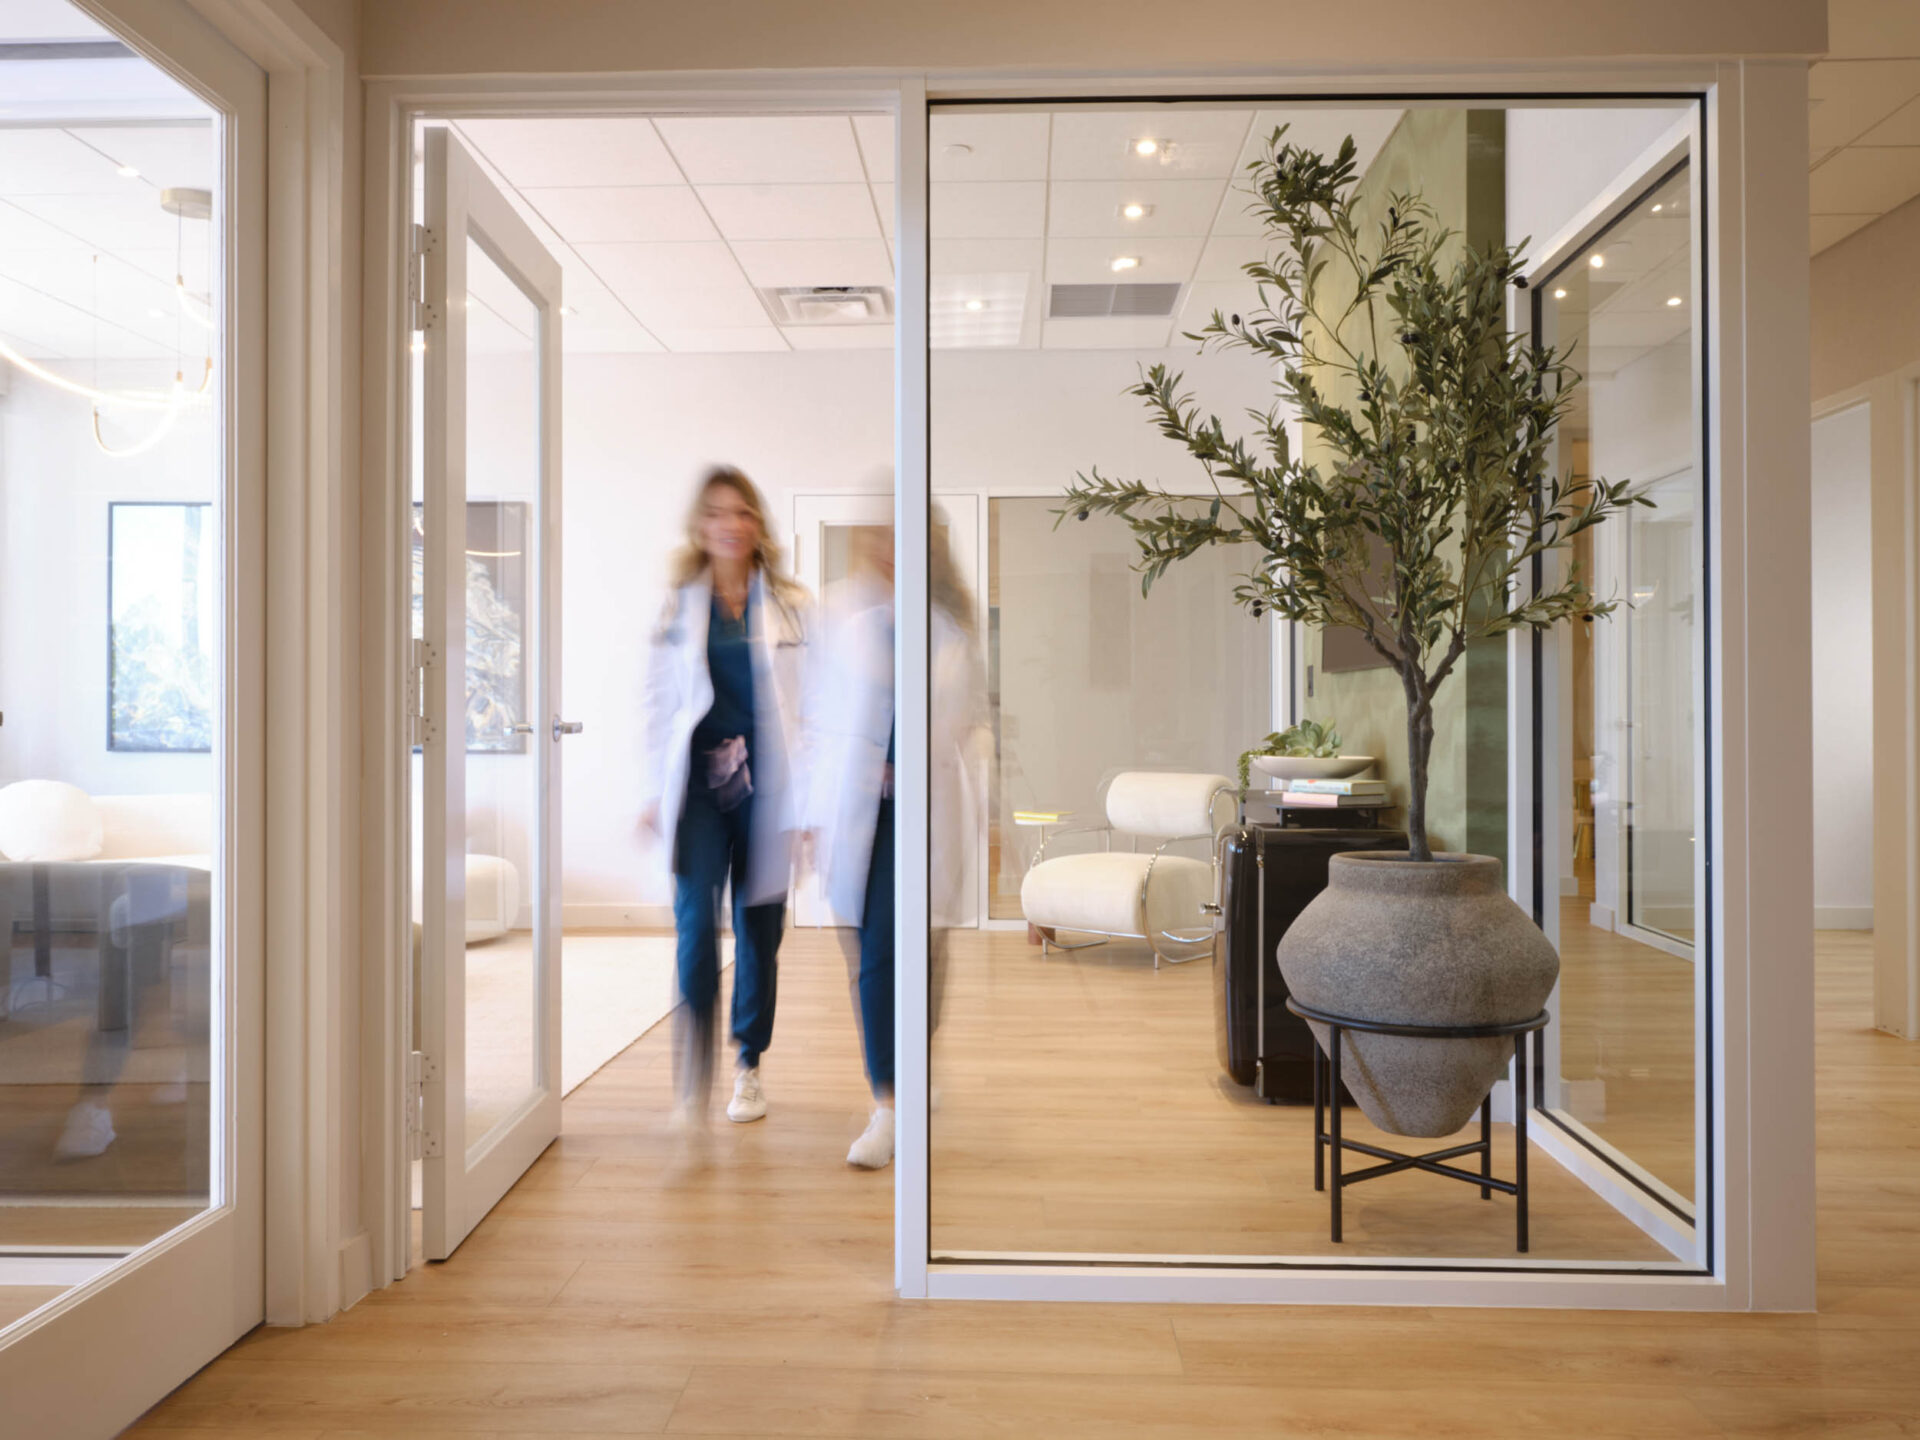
[1212,824,1409,1102]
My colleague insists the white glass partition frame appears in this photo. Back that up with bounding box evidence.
[0,1,267,1430]
[915,89,1758,1307]
[1518,126,1709,1267]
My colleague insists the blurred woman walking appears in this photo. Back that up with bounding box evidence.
[641,466,808,1131]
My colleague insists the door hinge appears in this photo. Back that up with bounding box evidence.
[407,1049,443,1160]
[409,223,439,332]
[407,637,439,748]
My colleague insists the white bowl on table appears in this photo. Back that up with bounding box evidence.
[1250,754,1375,783]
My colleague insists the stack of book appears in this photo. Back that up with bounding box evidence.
[1279,778,1389,809]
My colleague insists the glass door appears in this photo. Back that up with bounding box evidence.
[0,0,266,1429]
[418,127,566,1259]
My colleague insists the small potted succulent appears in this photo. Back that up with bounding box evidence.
[1237,718,1372,790]
[1062,130,1646,1138]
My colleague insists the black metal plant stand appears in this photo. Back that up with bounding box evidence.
[1286,999,1551,1253]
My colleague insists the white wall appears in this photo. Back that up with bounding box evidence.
[1811,402,1874,928]
[0,368,218,800]
[474,341,1275,920]
[1506,107,1691,262]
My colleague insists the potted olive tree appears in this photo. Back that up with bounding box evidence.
[1062,130,1645,1137]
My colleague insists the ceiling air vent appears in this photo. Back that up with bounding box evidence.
[759,285,893,326]
[1048,282,1181,319]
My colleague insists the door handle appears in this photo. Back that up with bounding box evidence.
[509,723,535,735]
[553,718,583,740]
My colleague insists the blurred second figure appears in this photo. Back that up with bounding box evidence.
[805,511,984,1170]
[641,466,809,1135]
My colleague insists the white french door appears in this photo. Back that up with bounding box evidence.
[417,128,566,1259]
[0,1,265,1432]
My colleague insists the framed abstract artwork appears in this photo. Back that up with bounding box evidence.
[411,500,530,753]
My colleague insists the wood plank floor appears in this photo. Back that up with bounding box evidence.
[127,929,1920,1438]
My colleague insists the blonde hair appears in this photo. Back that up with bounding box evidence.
[930,517,978,640]
[669,465,803,605]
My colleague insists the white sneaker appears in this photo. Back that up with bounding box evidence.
[727,1067,767,1123]
[847,1104,894,1169]
[53,1101,116,1162]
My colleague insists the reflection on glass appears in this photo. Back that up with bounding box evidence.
[460,238,543,1154]
[0,22,221,1315]
[1537,162,1698,1207]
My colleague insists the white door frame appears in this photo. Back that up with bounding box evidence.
[0,0,270,1429]
[358,62,1814,1313]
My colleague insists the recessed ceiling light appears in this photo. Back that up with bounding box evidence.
[1110,255,1141,272]
[1132,138,1160,157]
[964,298,985,312]
[559,304,576,316]
[1553,288,1567,299]
[1589,254,1605,269]
[1666,295,1684,307]
[116,164,140,178]
[410,338,425,355]
[1121,202,1149,220]
[1651,203,1664,213]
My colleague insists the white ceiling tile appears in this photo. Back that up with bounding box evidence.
[853,115,894,182]
[1811,145,1920,216]
[5,189,185,254]
[0,129,126,194]
[697,183,879,242]
[1049,110,1254,182]
[1808,60,1920,150]
[1859,94,1920,147]
[1828,0,1920,58]
[453,118,684,188]
[1193,234,1270,284]
[929,112,1052,182]
[1044,235,1204,286]
[1213,108,1407,235]
[577,242,769,328]
[1041,316,1179,350]
[782,325,893,350]
[1047,178,1226,238]
[66,124,212,191]
[519,185,715,244]
[0,1,113,39]
[871,182,895,239]
[656,116,866,185]
[650,326,790,353]
[1811,212,1881,252]
[931,180,1045,239]
[932,270,1034,349]
[728,238,893,289]
[1179,280,1267,332]
[932,236,1044,276]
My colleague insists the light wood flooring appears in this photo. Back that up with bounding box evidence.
[124,929,1920,1438]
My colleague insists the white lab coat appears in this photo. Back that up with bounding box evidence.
[641,568,808,907]
[805,578,984,929]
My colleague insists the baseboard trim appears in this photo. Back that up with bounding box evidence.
[1815,905,1874,931]
[337,1230,372,1312]
[563,903,674,930]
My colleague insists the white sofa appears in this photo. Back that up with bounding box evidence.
[0,782,214,1026]
[1020,771,1234,969]
[410,850,522,944]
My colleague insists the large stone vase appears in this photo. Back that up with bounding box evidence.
[1277,852,1558,1139]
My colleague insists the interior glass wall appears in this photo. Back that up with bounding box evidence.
[926,99,1704,1268]
[1534,158,1701,1215]
[0,5,225,1328]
